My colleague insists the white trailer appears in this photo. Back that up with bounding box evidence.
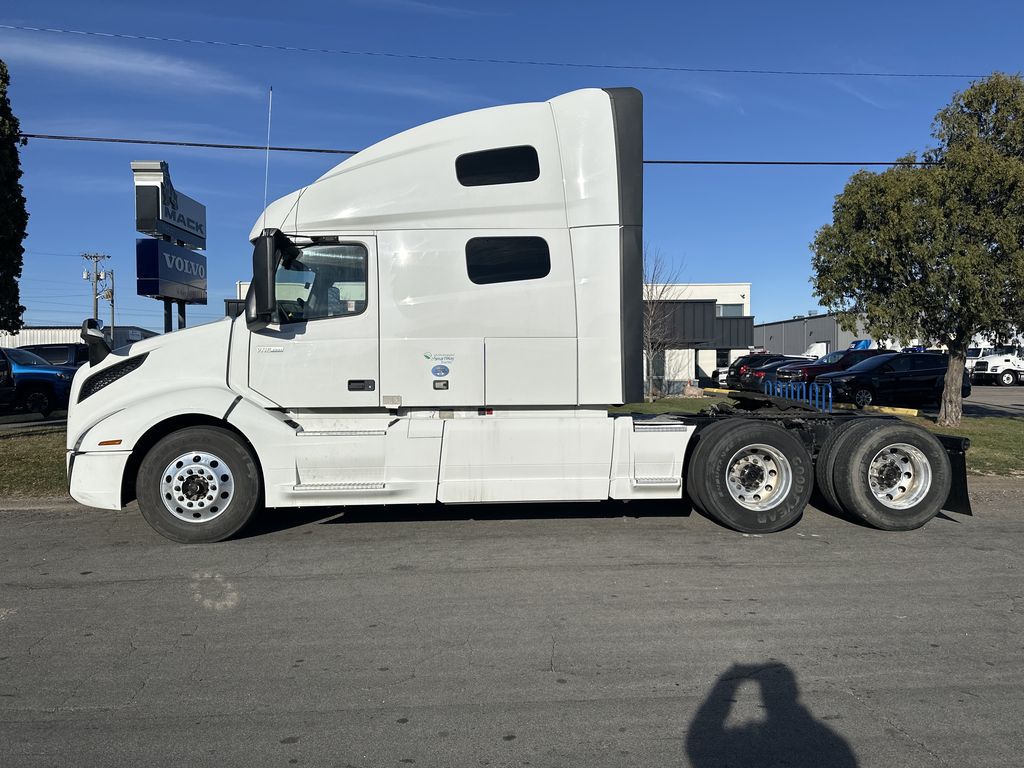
[66,88,971,543]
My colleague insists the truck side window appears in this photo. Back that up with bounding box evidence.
[275,244,368,324]
[456,146,540,186]
[466,237,550,285]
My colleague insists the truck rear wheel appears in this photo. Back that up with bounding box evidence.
[687,421,812,533]
[136,426,261,543]
[814,418,883,515]
[831,422,951,531]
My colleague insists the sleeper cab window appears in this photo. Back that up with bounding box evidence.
[456,145,540,186]
[466,237,551,285]
[275,243,368,324]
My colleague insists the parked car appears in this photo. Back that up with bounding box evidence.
[19,342,90,367]
[775,348,888,386]
[740,356,817,392]
[725,353,813,389]
[817,352,971,408]
[0,347,77,416]
[0,353,14,410]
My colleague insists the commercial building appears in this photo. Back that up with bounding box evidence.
[649,283,754,391]
[0,325,157,351]
[754,313,872,356]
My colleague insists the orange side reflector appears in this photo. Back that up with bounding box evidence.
[98,439,123,446]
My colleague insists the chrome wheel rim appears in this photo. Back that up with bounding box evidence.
[26,391,50,412]
[868,443,931,510]
[854,389,872,408]
[160,451,234,523]
[726,443,793,511]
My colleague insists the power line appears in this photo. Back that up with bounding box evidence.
[0,24,987,79]
[19,133,939,167]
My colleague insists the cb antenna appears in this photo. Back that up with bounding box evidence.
[262,85,273,232]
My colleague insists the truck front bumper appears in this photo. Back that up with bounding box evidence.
[67,450,131,510]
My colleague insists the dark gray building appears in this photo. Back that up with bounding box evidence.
[754,313,870,356]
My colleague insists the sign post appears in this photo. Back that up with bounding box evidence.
[131,161,208,331]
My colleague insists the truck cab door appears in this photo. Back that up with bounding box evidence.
[248,238,379,409]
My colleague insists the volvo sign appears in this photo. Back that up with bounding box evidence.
[136,239,208,304]
[132,160,209,329]
[131,161,207,249]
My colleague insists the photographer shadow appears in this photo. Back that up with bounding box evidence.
[686,662,857,768]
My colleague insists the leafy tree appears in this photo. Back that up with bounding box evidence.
[0,59,28,334]
[811,73,1024,426]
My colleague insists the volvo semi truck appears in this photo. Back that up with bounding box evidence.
[66,88,970,543]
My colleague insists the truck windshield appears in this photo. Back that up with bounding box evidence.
[275,244,368,324]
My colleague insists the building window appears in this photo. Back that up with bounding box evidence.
[716,349,730,367]
[466,237,550,285]
[456,146,540,186]
[715,303,744,317]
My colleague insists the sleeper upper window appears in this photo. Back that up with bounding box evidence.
[466,237,551,285]
[456,146,540,186]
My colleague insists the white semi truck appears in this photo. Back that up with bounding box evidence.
[971,346,1024,386]
[66,88,971,543]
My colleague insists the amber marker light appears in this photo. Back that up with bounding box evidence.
[97,439,123,446]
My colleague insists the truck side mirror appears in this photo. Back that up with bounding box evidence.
[80,318,112,366]
[247,229,298,328]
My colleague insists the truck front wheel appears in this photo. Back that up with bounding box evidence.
[999,371,1016,386]
[136,426,261,543]
[687,422,812,533]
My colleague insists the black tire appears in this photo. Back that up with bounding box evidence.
[998,371,1016,386]
[685,419,740,515]
[21,385,54,417]
[853,387,873,409]
[688,421,812,533]
[814,418,884,515]
[136,426,261,543]
[831,421,951,531]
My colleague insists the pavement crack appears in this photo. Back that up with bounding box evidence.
[844,687,952,767]
[549,635,556,673]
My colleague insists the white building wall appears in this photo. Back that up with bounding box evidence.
[655,283,751,315]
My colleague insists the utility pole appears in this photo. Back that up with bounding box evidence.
[98,269,115,345]
[81,253,110,323]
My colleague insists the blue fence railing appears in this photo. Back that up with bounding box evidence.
[763,380,833,413]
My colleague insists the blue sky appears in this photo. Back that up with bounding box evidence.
[2,0,1021,331]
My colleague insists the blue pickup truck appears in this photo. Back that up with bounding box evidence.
[0,347,77,417]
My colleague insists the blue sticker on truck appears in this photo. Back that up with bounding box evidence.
[431,365,450,377]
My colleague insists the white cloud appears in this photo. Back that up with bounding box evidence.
[0,33,260,97]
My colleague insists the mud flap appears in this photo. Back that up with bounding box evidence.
[935,434,972,516]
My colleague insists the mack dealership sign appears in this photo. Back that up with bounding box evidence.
[136,239,208,304]
[132,160,208,308]
[131,161,207,249]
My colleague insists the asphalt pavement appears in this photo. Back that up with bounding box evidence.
[2,480,1022,768]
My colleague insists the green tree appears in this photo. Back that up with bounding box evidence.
[0,59,28,334]
[811,73,1024,426]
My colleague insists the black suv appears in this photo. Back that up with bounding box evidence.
[726,354,805,390]
[817,352,971,408]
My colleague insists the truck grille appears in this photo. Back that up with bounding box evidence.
[974,361,988,372]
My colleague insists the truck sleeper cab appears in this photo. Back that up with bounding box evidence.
[66,88,970,543]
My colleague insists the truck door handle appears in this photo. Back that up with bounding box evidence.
[347,379,376,391]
